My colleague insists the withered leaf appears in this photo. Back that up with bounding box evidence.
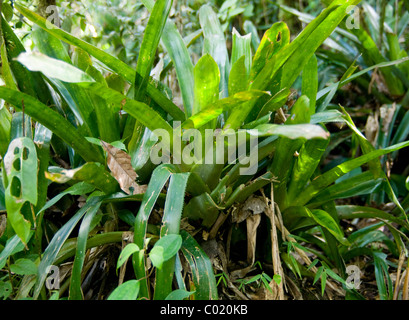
[101,141,147,195]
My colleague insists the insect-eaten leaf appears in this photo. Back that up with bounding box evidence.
[4,137,38,245]
[101,141,147,195]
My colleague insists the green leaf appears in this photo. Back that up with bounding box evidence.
[117,243,140,270]
[199,4,229,98]
[0,87,104,163]
[46,163,119,195]
[134,0,172,101]
[107,280,140,300]
[69,203,101,300]
[286,95,311,124]
[0,234,27,270]
[150,234,182,269]
[10,258,37,276]
[182,90,267,130]
[0,102,12,157]
[36,182,95,216]
[336,205,409,230]
[248,124,329,140]
[309,172,383,207]
[256,88,290,120]
[294,140,409,206]
[4,137,38,244]
[17,52,93,83]
[14,3,184,122]
[154,172,190,299]
[249,22,290,83]
[133,164,176,299]
[141,0,194,118]
[287,139,329,205]
[165,289,195,300]
[231,28,252,77]
[180,230,218,300]
[193,54,220,116]
[228,56,248,96]
[33,196,104,299]
[307,209,350,246]
[302,54,318,116]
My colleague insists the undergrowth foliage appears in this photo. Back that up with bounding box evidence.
[0,0,409,300]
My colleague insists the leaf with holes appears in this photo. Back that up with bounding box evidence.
[4,137,38,244]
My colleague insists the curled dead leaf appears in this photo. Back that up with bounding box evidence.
[101,141,147,195]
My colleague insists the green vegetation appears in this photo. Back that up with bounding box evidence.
[0,0,409,300]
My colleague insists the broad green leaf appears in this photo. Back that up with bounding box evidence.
[199,4,230,98]
[149,234,182,269]
[46,163,118,195]
[0,101,12,157]
[243,20,260,53]
[117,243,140,270]
[10,258,37,276]
[345,21,403,96]
[249,22,290,83]
[31,28,98,139]
[308,209,349,246]
[251,0,361,92]
[107,280,140,300]
[134,0,172,101]
[287,138,329,205]
[0,234,28,270]
[14,50,175,149]
[183,90,267,130]
[165,289,195,300]
[248,124,329,140]
[1,41,18,91]
[302,54,318,116]
[180,230,218,300]
[183,192,221,228]
[231,28,252,77]
[286,95,311,124]
[193,54,220,116]
[17,52,93,83]
[4,137,38,244]
[256,88,290,120]
[228,56,248,96]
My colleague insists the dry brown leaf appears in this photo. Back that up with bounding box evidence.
[101,141,147,195]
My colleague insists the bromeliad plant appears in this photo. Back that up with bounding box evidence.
[0,0,408,300]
